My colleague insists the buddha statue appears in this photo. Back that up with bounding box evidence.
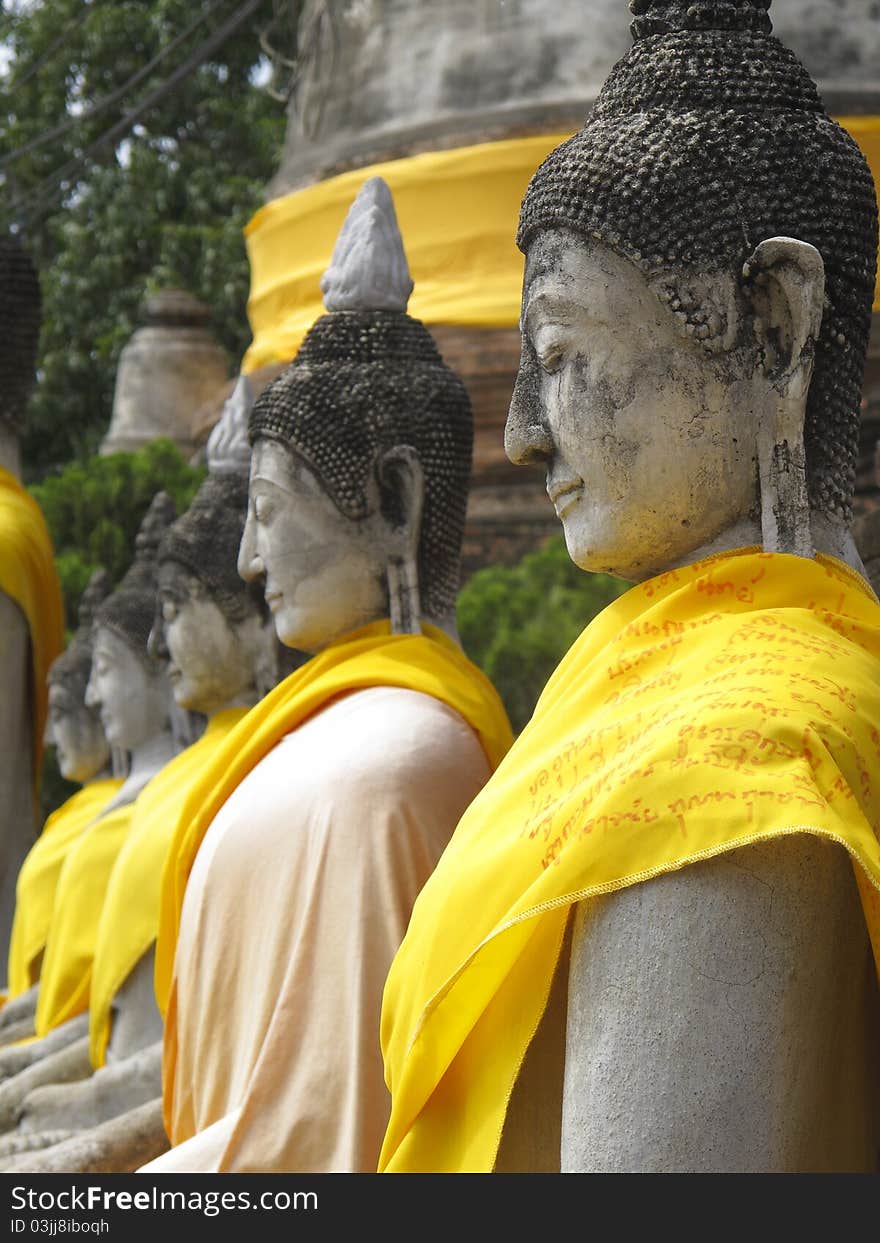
[379,0,880,1174]
[0,237,64,970]
[0,382,283,1171]
[2,570,121,1042]
[0,494,177,1139]
[139,176,513,1174]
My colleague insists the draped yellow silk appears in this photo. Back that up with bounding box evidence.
[154,623,514,1094]
[379,550,880,1174]
[0,467,65,779]
[240,135,572,372]
[241,121,880,375]
[88,708,247,1069]
[35,801,134,1037]
[6,778,122,999]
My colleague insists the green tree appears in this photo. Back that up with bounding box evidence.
[0,0,288,480]
[458,536,631,733]
[30,437,207,630]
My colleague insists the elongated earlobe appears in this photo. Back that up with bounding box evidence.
[377,446,425,634]
[743,236,825,402]
[741,236,825,558]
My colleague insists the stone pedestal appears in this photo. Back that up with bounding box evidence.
[100,291,229,459]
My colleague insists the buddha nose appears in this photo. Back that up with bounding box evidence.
[84,676,99,709]
[238,511,264,584]
[504,347,553,466]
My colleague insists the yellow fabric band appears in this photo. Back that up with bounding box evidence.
[35,800,134,1037]
[0,467,65,782]
[6,778,122,999]
[379,550,880,1174]
[241,122,880,374]
[88,709,247,1069]
[156,620,514,1137]
[240,135,570,372]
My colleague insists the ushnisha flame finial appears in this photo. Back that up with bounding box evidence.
[206,373,254,477]
[319,176,414,314]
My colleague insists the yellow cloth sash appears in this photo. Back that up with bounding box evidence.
[6,778,122,998]
[155,622,513,1028]
[240,135,572,372]
[379,550,880,1174]
[88,709,247,1069]
[35,800,134,1036]
[242,121,880,375]
[0,467,65,780]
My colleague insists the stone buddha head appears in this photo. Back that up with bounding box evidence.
[505,0,878,582]
[86,493,176,753]
[45,569,113,784]
[239,176,473,653]
[149,376,277,715]
[0,235,41,438]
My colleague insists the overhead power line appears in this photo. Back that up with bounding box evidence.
[4,1,96,93]
[1,0,231,169]
[13,0,268,226]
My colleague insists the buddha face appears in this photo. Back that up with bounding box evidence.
[45,681,110,784]
[85,626,170,752]
[505,232,766,581]
[153,561,265,714]
[238,439,389,654]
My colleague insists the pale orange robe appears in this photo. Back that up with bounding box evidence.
[143,686,490,1173]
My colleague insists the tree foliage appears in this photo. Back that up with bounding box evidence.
[458,536,631,733]
[30,438,206,633]
[0,0,288,480]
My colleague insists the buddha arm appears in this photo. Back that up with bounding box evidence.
[0,1014,88,1084]
[0,984,39,1031]
[560,835,880,1173]
[0,1033,91,1133]
[17,1039,162,1137]
[0,1097,167,1173]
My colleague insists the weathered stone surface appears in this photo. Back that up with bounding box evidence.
[0,1097,167,1173]
[0,1037,91,1134]
[563,837,880,1172]
[271,0,880,196]
[100,289,229,458]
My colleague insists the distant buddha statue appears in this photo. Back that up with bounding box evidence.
[0,382,282,1171]
[0,236,64,970]
[4,570,122,1025]
[380,0,880,1174]
[140,177,513,1174]
[0,495,178,1140]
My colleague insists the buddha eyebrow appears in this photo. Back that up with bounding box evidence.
[249,475,290,496]
[522,293,588,337]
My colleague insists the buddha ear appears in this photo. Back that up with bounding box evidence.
[742,238,823,559]
[742,236,825,402]
[376,445,424,635]
[376,445,425,543]
[146,615,167,662]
